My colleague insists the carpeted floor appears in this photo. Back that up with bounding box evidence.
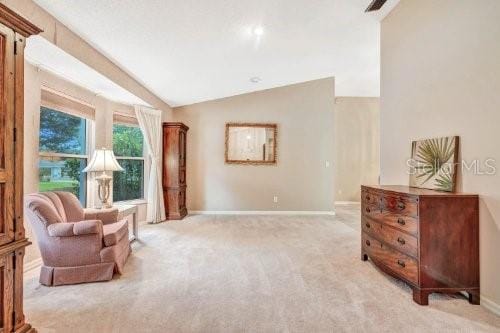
[24,205,500,332]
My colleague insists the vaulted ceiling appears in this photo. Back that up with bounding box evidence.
[32,0,399,107]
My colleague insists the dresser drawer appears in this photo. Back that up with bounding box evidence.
[362,203,381,220]
[376,212,418,236]
[362,218,418,258]
[361,190,381,206]
[362,232,418,286]
[362,197,418,236]
[382,195,418,217]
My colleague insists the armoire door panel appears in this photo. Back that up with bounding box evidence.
[0,25,15,246]
[14,33,27,241]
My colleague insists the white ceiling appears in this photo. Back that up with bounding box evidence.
[25,36,148,105]
[33,0,399,107]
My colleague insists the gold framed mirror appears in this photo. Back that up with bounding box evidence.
[225,123,277,165]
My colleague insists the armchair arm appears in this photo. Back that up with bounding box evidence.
[47,220,103,237]
[84,207,119,225]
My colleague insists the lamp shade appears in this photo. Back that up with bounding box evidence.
[82,149,124,173]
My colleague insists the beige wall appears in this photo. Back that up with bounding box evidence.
[173,78,335,212]
[381,0,500,308]
[23,61,152,265]
[334,97,379,202]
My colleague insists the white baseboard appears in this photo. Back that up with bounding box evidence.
[481,294,500,316]
[24,258,42,273]
[334,201,360,205]
[190,210,336,216]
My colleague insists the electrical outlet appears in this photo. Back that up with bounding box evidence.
[273,196,278,203]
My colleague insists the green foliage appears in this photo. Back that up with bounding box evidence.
[39,107,86,154]
[113,125,144,157]
[39,167,51,182]
[113,124,145,201]
[65,158,81,181]
[113,160,144,201]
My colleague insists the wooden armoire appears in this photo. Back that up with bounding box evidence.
[0,4,41,333]
[162,123,189,220]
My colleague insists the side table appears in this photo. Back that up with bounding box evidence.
[115,204,139,242]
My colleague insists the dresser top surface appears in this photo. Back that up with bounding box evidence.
[362,185,478,197]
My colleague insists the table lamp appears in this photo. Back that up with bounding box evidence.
[83,148,124,208]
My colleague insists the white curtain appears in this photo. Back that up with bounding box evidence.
[135,105,166,223]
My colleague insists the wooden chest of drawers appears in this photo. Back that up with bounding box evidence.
[361,185,479,305]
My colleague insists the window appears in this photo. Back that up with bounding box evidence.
[38,106,88,205]
[113,124,145,201]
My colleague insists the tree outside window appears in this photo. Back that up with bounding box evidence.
[38,107,88,205]
[113,124,145,201]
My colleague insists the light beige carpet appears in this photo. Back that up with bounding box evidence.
[24,206,500,332]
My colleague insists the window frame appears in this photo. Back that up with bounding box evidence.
[112,121,148,203]
[38,104,93,206]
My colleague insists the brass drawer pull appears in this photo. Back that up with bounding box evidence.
[365,195,370,201]
[365,240,371,246]
[397,259,406,268]
[397,218,406,225]
[397,237,406,245]
[365,207,371,213]
[365,222,370,228]
[397,201,406,210]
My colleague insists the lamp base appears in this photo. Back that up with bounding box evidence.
[95,174,113,209]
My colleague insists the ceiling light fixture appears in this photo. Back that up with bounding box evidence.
[253,26,264,36]
[249,77,261,83]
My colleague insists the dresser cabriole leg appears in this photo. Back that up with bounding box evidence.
[412,288,430,305]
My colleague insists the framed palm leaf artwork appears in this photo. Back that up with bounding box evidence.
[409,136,459,192]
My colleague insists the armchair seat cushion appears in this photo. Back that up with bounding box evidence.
[84,207,119,225]
[103,220,129,246]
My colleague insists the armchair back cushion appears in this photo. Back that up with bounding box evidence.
[25,192,85,225]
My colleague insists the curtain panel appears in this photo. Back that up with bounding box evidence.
[135,105,166,223]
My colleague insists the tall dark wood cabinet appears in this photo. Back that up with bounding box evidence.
[0,5,41,333]
[361,185,479,306]
[162,123,189,220]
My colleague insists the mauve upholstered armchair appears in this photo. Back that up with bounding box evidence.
[24,191,131,286]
